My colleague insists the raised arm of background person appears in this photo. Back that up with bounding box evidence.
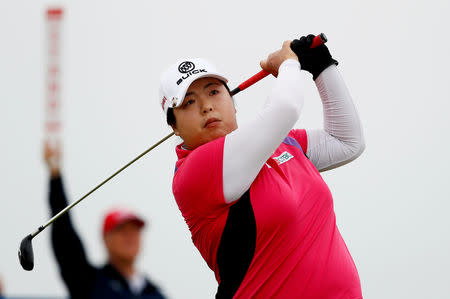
[222,41,304,203]
[45,142,96,298]
[305,65,365,172]
[0,275,3,299]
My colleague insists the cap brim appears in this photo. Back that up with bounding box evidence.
[108,216,145,234]
[173,72,229,109]
[119,216,145,227]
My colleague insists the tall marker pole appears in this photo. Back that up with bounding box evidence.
[45,8,64,145]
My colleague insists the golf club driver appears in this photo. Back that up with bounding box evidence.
[19,33,327,271]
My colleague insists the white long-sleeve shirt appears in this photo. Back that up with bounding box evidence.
[223,59,365,203]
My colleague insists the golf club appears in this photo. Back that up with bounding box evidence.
[19,33,327,271]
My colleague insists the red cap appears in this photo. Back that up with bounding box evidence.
[102,208,145,236]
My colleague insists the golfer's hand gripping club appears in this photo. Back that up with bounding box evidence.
[290,33,336,80]
[230,33,327,95]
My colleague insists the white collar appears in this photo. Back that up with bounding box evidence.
[127,271,146,295]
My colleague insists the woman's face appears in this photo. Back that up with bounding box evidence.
[172,77,237,150]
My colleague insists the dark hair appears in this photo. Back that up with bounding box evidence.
[166,80,231,127]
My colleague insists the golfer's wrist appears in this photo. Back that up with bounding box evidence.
[279,59,300,73]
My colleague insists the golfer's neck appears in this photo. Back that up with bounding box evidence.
[109,257,135,279]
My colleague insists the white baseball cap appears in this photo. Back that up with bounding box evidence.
[159,58,229,115]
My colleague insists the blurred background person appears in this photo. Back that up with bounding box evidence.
[0,275,4,299]
[44,141,166,299]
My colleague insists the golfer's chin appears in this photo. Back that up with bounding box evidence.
[187,128,231,150]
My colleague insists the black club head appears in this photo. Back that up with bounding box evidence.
[18,234,34,271]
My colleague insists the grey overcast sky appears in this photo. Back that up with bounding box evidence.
[1,0,450,298]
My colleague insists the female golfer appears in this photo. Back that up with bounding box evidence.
[159,35,365,298]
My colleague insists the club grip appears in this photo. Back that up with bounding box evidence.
[232,34,327,95]
[233,71,270,95]
[311,33,327,48]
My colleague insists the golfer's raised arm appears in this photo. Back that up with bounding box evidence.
[305,65,365,172]
[223,41,304,203]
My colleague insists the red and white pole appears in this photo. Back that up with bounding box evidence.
[45,8,64,144]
